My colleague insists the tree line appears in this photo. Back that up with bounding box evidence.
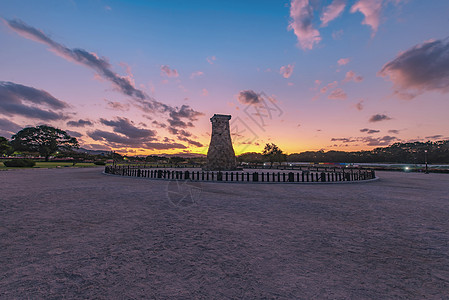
[2,125,448,164]
[239,141,449,164]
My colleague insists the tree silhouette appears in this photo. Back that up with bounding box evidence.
[0,137,13,156]
[262,143,286,167]
[237,152,264,164]
[11,125,79,161]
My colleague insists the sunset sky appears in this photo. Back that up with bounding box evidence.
[1,0,449,155]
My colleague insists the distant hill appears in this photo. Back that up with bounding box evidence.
[163,153,206,158]
[285,140,449,164]
[75,148,206,158]
[75,148,111,156]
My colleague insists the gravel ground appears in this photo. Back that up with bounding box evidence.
[1,168,449,299]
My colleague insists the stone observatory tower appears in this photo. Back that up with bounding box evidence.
[205,114,237,170]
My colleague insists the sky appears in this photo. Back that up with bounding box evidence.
[1,0,449,156]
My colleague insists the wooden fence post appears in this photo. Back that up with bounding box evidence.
[253,172,259,182]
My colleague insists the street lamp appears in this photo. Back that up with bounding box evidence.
[424,150,428,174]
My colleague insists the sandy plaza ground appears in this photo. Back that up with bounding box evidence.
[1,167,449,299]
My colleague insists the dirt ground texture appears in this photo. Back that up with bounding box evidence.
[1,168,449,299]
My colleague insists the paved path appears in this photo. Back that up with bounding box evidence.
[1,168,449,299]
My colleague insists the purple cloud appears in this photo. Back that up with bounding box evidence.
[331,137,357,143]
[65,130,83,138]
[145,142,187,150]
[152,120,167,128]
[379,37,449,99]
[167,105,203,128]
[0,81,68,120]
[66,119,93,127]
[177,136,203,148]
[88,128,186,150]
[105,100,130,111]
[4,18,202,129]
[100,117,156,139]
[369,114,392,122]
[360,128,380,134]
[0,118,22,137]
[237,90,262,105]
[363,135,397,146]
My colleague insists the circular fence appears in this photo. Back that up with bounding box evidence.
[104,165,376,183]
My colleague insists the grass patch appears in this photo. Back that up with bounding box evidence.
[0,161,98,169]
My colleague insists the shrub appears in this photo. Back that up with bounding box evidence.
[3,159,36,167]
[94,161,106,165]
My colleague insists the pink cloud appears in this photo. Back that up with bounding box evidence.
[288,0,321,50]
[344,70,363,82]
[202,88,209,96]
[190,71,204,79]
[320,81,338,93]
[350,0,383,36]
[321,0,346,27]
[328,88,347,100]
[354,99,364,111]
[350,0,407,36]
[338,58,350,66]
[160,65,179,78]
[280,64,295,78]
[206,56,216,64]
